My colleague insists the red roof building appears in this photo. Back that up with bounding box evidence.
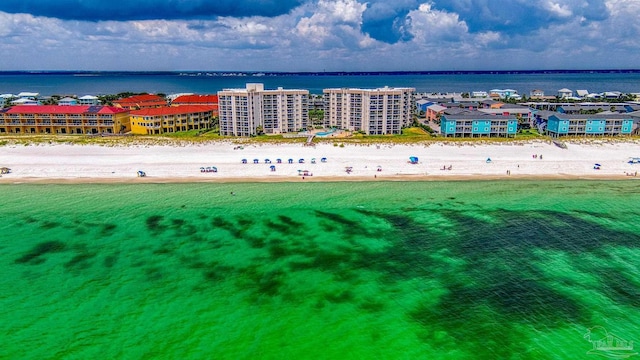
[171,94,218,116]
[172,94,218,105]
[113,94,167,110]
[0,105,130,134]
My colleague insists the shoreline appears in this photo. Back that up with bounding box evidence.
[1,140,640,184]
[1,175,639,185]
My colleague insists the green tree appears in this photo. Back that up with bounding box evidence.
[308,109,325,128]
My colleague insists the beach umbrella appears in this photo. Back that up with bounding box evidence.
[242,159,247,164]
[253,159,259,164]
[321,157,327,162]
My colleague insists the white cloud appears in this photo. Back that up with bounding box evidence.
[0,0,640,71]
[542,1,573,18]
[295,0,368,47]
[408,3,468,43]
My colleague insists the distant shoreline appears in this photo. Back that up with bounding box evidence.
[2,69,640,77]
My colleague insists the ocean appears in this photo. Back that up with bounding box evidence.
[1,181,639,359]
[1,70,640,96]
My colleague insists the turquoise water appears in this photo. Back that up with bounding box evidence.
[1,181,640,359]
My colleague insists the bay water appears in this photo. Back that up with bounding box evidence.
[1,180,639,359]
[1,71,640,96]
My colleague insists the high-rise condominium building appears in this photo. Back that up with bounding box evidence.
[218,83,309,136]
[323,87,415,135]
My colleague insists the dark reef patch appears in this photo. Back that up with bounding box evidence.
[212,215,264,248]
[324,289,354,304]
[104,253,118,268]
[64,252,97,271]
[598,270,640,307]
[100,223,117,236]
[40,221,61,229]
[15,240,67,265]
[146,215,166,233]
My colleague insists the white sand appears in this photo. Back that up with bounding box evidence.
[1,140,640,183]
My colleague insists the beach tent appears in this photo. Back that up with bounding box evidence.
[270,165,276,172]
[409,156,419,164]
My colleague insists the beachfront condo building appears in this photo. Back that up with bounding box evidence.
[0,105,130,134]
[218,84,309,136]
[440,112,518,137]
[323,87,415,135]
[546,114,634,137]
[130,105,216,135]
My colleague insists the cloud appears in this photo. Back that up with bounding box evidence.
[432,0,611,34]
[295,0,369,48]
[361,0,420,43]
[0,0,304,21]
[0,0,639,72]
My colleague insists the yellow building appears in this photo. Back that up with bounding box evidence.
[130,105,215,135]
[0,105,130,134]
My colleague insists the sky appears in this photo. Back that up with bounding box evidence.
[0,0,639,72]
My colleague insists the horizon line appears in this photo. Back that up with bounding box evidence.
[2,69,640,76]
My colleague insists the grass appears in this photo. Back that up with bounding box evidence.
[1,128,639,147]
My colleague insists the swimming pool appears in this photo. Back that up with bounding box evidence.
[316,128,337,137]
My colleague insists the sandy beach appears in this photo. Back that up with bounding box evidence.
[1,140,640,183]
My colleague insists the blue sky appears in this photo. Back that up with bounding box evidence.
[1,0,638,71]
